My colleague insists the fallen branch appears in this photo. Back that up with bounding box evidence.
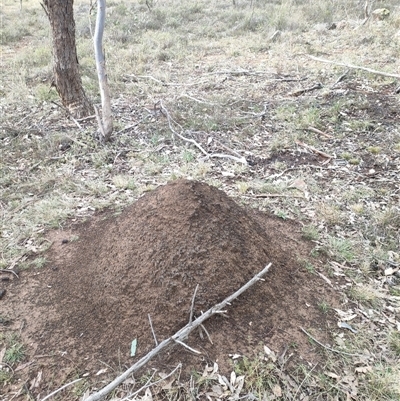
[308,55,400,79]
[300,327,361,357]
[84,262,272,401]
[160,102,247,165]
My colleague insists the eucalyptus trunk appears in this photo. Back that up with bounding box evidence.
[93,0,113,141]
[43,0,93,118]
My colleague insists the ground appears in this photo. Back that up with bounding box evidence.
[2,179,340,399]
[1,1,400,400]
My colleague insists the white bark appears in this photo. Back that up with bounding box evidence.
[94,0,113,141]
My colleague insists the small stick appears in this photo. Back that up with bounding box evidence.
[308,55,400,79]
[307,126,333,139]
[200,324,213,344]
[254,194,304,199]
[331,69,349,87]
[0,269,19,279]
[41,378,83,401]
[160,102,247,165]
[93,104,106,142]
[296,141,333,159]
[174,340,201,355]
[122,364,181,400]
[300,327,361,357]
[293,363,318,400]
[189,284,199,324]
[148,314,158,346]
[289,83,322,97]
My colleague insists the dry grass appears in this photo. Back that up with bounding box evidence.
[1,0,400,399]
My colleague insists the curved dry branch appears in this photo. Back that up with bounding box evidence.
[83,262,272,401]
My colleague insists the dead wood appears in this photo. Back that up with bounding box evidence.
[82,262,272,401]
[308,55,400,79]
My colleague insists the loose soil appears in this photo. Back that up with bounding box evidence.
[1,179,341,397]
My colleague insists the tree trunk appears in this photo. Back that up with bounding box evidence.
[94,0,113,141]
[43,0,93,118]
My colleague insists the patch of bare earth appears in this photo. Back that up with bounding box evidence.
[1,179,340,398]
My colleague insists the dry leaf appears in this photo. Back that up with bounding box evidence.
[141,388,153,401]
[264,345,277,362]
[29,370,43,390]
[230,370,236,386]
[289,178,308,193]
[211,384,224,396]
[0,348,6,365]
[272,384,282,397]
[355,366,372,374]
[95,368,108,376]
[326,372,340,380]
[233,375,245,395]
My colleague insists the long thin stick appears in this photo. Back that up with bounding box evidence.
[40,378,83,401]
[121,363,182,400]
[189,284,199,324]
[300,327,361,357]
[148,314,158,346]
[84,263,272,401]
[174,340,201,354]
[308,55,400,79]
[0,269,19,279]
[293,363,318,399]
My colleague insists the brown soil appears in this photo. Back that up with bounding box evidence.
[1,179,341,397]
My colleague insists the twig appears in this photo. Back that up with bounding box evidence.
[63,134,89,149]
[85,263,272,401]
[174,340,201,355]
[179,93,217,106]
[41,378,83,401]
[307,126,333,139]
[268,30,281,42]
[293,363,318,399]
[200,324,213,344]
[331,69,349,88]
[124,74,181,87]
[295,140,334,159]
[76,114,96,122]
[289,82,323,97]
[300,327,361,357]
[215,139,246,159]
[148,314,158,346]
[160,102,247,165]
[93,104,106,142]
[254,193,304,199]
[189,284,199,324]
[122,364,181,400]
[0,269,19,279]
[70,116,82,129]
[308,55,400,79]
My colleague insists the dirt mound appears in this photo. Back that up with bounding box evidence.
[2,179,339,392]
